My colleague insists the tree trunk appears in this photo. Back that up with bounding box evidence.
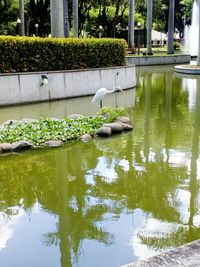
[19,0,25,35]
[147,0,153,55]
[73,0,78,37]
[50,0,64,37]
[128,0,134,49]
[167,0,175,54]
[197,0,200,65]
[63,0,70,37]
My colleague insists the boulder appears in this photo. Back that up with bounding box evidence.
[0,143,12,153]
[118,122,133,131]
[68,114,84,120]
[3,120,19,127]
[46,140,64,148]
[80,134,92,143]
[115,116,132,125]
[95,127,112,137]
[11,141,32,152]
[103,122,123,133]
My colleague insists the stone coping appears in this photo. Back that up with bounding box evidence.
[127,54,191,66]
[121,239,200,267]
[0,65,134,77]
[175,65,200,75]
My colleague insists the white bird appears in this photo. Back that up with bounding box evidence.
[92,86,123,108]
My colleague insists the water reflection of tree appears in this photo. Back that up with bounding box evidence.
[1,71,200,264]
[40,146,115,266]
[0,143,114,266]
[136,78,200,250]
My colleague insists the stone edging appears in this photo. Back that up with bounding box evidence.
[126,54,191,66]
[175,65,200,75]
[121,239,200,267]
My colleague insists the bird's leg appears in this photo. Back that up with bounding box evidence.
[100,100,103,108]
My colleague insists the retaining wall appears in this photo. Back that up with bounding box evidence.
[126,54,191,66]
[0,65,136,106]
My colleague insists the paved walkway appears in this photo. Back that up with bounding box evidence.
[121,240,200,267]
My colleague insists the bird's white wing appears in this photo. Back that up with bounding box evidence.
[92,88,107,102]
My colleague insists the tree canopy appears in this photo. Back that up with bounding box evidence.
[0,0,194,37]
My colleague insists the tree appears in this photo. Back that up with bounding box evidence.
[167,0,175,54]
[50,0,64,37]
[63,0,70,37]
[147,0,153,55]
[73,0,78,37]
[128,0,134,49]
[26,0,50,36]
[19,0,25,35]
[0,0,19,35]
[197,0,200,65]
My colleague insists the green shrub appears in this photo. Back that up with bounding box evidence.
[99,106,126,122]
[0,36,127,73]
[173,41,181,50]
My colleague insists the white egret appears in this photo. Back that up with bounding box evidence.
[92,85,123,108]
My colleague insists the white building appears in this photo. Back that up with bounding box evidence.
[151,30,167,46]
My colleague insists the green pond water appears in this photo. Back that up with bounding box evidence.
[0,65,200,267]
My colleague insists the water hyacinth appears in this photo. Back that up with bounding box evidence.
[0,108,126,148]
[0,116,109,147]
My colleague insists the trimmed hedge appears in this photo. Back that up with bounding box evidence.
[0,36,127,73]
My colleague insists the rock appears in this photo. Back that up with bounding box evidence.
[115,116,132,125]
[46,140,64,148]
[68,114,84,120]
[0,143,12,153]
[118,122,133,131]
[103,122,123,133]
[80,134,92,142]
[3,120,19,127]
[95,127,112,137]
[11,141,32,152]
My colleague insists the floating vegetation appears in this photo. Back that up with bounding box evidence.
[0,107,127,150]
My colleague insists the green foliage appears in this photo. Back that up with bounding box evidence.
[0,36,127,73]
[174,41,181,50]
[0,116,108,146]
[0,0,19,35]
[0,107,126,146]
[99,106,126,122]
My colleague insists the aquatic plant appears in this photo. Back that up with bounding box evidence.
[0,107,126,147]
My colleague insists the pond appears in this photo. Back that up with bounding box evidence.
[0,65,200,267]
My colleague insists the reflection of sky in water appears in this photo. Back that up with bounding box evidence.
[182,78,197,111]
[0,203,41,251]
[0,203,59,267]
[131,214,183,261]
[91,157,118,182]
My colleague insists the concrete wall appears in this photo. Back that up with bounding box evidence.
[0,65,136,106]
[0,89,136,124]
[126,54,191,66]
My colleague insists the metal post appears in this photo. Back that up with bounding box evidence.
[138,29,140,55]
[35,24,39,36]
[17,18,21,36]
[137,22,141,55]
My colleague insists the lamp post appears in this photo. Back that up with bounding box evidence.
[35,23,39,36]
[99,25,103,38]
[137,22,142,55]
[17,18,21,35]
